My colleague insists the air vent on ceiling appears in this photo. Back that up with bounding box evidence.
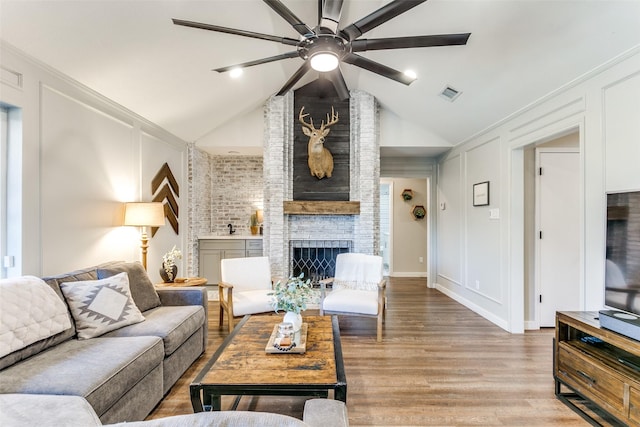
[439,85,461,102]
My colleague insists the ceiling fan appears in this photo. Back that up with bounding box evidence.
[173,0,470,100]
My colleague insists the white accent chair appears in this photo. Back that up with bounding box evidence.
[219,256,275,332]
[319,253,387,342]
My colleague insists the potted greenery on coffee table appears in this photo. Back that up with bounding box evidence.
[269,273,313,332]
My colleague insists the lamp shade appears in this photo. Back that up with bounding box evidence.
[124,202,165,227]
[256,209,264,224]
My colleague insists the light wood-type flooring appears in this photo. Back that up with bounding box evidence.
[148,277,601,426]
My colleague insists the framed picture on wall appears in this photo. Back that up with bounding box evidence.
[473,181,490,206]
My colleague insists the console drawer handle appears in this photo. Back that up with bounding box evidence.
[577,370,596,385]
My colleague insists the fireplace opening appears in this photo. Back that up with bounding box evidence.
[290,240,352,285]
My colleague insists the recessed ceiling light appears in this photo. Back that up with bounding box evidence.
[229,68,243,79]
[404,69,417,80]
[439,85,462,102]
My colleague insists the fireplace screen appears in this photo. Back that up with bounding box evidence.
[290,240,352,285]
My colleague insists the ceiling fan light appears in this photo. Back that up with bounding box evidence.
[310,52,339,72]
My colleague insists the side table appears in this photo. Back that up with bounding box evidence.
[155,277,208,288]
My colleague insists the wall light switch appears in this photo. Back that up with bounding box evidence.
[440,202,446,210]
[489,208,500,219]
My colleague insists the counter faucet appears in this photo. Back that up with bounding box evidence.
[227,223,236,235]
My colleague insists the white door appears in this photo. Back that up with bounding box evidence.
[536,148,580,327]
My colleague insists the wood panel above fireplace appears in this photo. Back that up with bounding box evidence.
[283,201,360,215]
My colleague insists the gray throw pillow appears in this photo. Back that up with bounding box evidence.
[97,262,161,312]
[60,272,145,339]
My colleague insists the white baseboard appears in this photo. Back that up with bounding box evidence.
[434,282,511,332]
[524,320,540,330]
[389,272,428,278]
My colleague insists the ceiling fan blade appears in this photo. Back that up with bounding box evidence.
[340,0,427,41]
[351,33,471,52]
[172,18,299,47]
[325,67,349,100]
[214,51,300,73]
[277,61,312,95]
[263,0,313,36]
[320,0,344,34]
[342,53,415,85]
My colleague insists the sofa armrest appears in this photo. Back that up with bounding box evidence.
[157,286,207,307]
[303,399,349,427]
[157,286,208,350]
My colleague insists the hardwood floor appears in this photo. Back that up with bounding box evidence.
[148,277,594,426]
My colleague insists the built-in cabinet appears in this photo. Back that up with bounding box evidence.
[555,311,640,425]
[198,238,263,284]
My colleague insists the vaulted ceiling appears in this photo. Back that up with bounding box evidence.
[1,0,639,157]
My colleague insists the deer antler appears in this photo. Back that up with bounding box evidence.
[320,106,339,131]
[298,106,315,130]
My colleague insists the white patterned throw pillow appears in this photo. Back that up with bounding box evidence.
[60,272,145,339]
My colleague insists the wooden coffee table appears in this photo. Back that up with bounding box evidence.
[190,314,347,412]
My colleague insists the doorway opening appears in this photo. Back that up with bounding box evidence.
[524,131,582,328]
[379,177,428,278]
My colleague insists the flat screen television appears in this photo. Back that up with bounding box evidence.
[605,190,640,315]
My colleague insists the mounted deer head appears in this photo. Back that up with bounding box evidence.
[299,106,339,180]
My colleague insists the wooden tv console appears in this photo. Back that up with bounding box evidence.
[555,311,640,425]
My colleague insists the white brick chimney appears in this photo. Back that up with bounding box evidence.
[263,90,380,279]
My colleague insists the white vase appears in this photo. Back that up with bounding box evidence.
[283,311,303,332]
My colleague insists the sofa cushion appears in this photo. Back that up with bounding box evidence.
[0,276,72,358]
[60,272,145,339]
[0,394,102,427]
[42,260,122,302]
[0,262,129,370]
[323,289,379,315]
[105,411,310,427]
[233,289,276,316]
[103,305,204,356]
[0,335,164,418]
[97,262,161,312]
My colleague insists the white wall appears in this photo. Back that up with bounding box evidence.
[197,102,453,155]
[436,46,640,333]
[1,44,188,280]
[380,108,452,148]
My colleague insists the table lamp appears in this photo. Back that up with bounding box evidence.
[124,202,165,270]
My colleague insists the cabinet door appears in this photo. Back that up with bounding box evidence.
[199,249,222,285]
[223,250,246,260]
[246,239,263,257]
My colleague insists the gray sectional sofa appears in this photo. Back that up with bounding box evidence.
[0,261,208,424]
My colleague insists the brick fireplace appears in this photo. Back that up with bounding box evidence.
[263,90,380,279]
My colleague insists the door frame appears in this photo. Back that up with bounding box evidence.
[380,179,394,276]
[534,147,581,327]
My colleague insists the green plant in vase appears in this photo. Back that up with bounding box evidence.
[269,273,313,331]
